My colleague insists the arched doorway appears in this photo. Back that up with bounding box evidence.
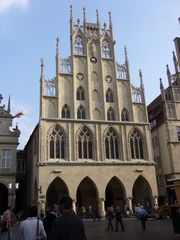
[46,177,69,208]
[105,177,126,210]
[0,183,8,214]
[132,176,152,210]
[76,177,98,211]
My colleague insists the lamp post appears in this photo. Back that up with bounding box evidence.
[8,182,19,208]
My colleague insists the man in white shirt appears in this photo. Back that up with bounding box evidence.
[20,206,46,240]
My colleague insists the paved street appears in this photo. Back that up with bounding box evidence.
[12,218,179,240]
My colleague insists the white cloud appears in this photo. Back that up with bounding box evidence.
[0,0,29,13]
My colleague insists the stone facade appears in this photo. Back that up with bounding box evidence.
[148,37,180,205]
[26,8,158,215]
[0,95,20,213]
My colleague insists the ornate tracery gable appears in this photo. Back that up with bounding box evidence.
[75,124,96,161]
[46,124,68,160]
[103,126,121,160]
[128,128,145,160]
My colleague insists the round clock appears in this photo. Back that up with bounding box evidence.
[105,75,112,83]
[90,57,97,63]
[76,73,84,80]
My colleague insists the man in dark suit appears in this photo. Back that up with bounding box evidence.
[50,196,86,240]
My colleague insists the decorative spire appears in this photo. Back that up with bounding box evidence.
[96,9,100,27]
[108,11,113,37]
[40,58,44,79]
[0,94,3,105]
[166,64,172,86]
[160,78,164,91]
[124,46,128,62]
[70,5,74,34]
[104,22,107,30]
[83,7,86,25]
[56,37,60,76]
[7,95,11,113]
[139,69,143,87]
[56,37,59,55]
[77,19,80,27]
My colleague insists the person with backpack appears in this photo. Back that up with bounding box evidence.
[106,207,114,231]
[138,205,148,231]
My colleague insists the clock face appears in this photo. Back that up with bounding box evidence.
[76,73,84,80]
[105,75,112,83]
[90,57,97,63]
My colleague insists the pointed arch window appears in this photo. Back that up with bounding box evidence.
[130,129,144,159]
[107,107,115,121]
[49,125,65,159]
[74,36,84,55]
[77,86,85,101]
[105,128,119,159]
[78,126,93,159]
[106,88,114,102]
[121,108,129,121]
[77,105,86,119]
[62,104,70,118]
[102,39,111,58]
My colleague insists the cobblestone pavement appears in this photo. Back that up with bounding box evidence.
[12,218,179,240]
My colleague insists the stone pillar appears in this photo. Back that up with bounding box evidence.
[72,200,76,213]
[98,198,105,217]
[127,197,133,213]
[154,196,158,205]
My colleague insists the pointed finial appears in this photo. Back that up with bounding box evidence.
[139,69,144,88]
[173,51,179,73]
[104,22,107,30]
[96,9,100,26]
[56,37,59,53]
[7,95,11,113]
[166,64,170,75]
[124,46,128,62]
[77,19,80,26]
[160,78,164,90]
[40,58,44,78]
[166,64,172,86]
[0,94,3,104]
[70,5,73,18]
[83,7,86,24]
[139,69,142,80]
[109,11,112,28]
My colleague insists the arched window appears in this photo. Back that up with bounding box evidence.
[107,107,115,121]
[62,104,70,118]
[106,88,114,102]
[105,128,119,159]
[130,129,144,159]
[78,126,93,159]
[77,86,85,100]
[49,125,65,159]
[121,108,129,121]
[77,105,86,119]
[74,36,84,55]
[102,40,111,58]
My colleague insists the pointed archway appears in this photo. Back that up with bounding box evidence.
[105,177,126,210]
[76,177,99,210]
[46,177,69,207]
[132,175,152,209]
[0,183,8,214]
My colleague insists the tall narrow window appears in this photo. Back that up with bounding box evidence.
[102,40,111,58]
[1,150,11,168]
[74,36,84,55]
[130,129,144,159]
[77,86,85,101]
[78,126,93,159]
[106,88,114,102]
[105,128,119,159]
[177,126,180,141]
[49,125,65,159]
[77,105,86,119]
[62,104,70,118]
[121,108,129,121]
[107,107,115,121]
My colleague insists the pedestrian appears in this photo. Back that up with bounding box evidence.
[138,205,148,231]
[134,203,141,220]
[19,206,46,240]
[49,195,87,240]
[115,207,124,232]
[106,207,114,231]
[1,206,13,240]
[43,203,59,239]
[93,206,100,221]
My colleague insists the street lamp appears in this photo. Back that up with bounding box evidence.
[8,182,19,207]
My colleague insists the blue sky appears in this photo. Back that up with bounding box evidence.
[0,0,179,149]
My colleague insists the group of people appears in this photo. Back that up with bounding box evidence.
[106,206,125,232]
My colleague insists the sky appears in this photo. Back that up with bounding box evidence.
[0,0,179,149]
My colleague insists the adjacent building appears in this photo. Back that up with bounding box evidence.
[148,37,180,205]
